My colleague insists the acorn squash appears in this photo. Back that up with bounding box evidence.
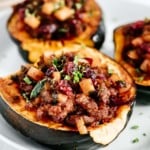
[7,0,105,63]
[0,45,136,149]
[114,19,150,99]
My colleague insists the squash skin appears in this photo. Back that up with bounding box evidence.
[7,0,105,63]
[114,21,150,98]
[0,95,134,150]
[0,45,136,149]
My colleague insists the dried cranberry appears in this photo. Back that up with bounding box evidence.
[18,8,25,20]
[19,82,33,92]
[130,21,144,31]
[58,80,73,96]
[84,67,96,79]
[38,24,58,40]
[63,62,76,75]
[85,58,93,65]
[45,66,56,76]
[140,43,150,53]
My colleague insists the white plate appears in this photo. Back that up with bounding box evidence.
[0,0,150,150]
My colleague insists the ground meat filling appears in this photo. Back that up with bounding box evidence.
[14,0,99,40]
[123,19,150,80]
[11,53,130,128]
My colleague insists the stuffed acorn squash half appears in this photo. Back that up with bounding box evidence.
[7,0,105,63]
[114,19,150,101]
[0,45,135,149]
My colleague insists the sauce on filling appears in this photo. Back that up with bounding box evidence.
[11,52,132,129]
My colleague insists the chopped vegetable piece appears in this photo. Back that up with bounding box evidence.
[57,93,68,103]
[23,76,32,85]
[73,71,83,83]
[27,67,44,81]
[54,7,74,21]
[52,71,61,81]
[64,75,71,80]
[79,78,95,95]
[24,14,40,29]
[30,78,47,99]
[131,125,139,130]
[75,117,88,134]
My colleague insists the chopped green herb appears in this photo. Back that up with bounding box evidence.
[73,71,83,83]
[75,3,82,10]
[108,68,114,75]
[132,138,139,143]
[30,78,47,99]
[143,133,146,136]
[59,0,65,7]
[131,125,139,130]
[23,76,32,85]
[22,93,29,102]
[25,8,36,17]
[25,8,31,17]
[73,56,79,65]
[137,76,144,82]
[64,75,71,80]
[136,68,141,73]
[54,0,65,10]
[53,58,58,68]
[52,57,65,71]
[58,28,68,33]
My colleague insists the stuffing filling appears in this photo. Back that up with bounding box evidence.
[11,52,132,131]
[123,19,150,81]
[14,0,101,40]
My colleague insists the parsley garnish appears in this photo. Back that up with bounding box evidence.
[73,71,83,83]
[75,3,82,10]
[73,56,79,65]
[64,75,71,80]
[132,138,139,143]
[52,57,65,71]
[108,68,114,75]
[131,125,139,130]
[23,76,32,85]
[22,93,29,102]
[58,28,68,33]
[136,68,141,73]
[30,78,47,99]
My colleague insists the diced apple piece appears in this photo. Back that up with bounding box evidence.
[75,117,88,134]
[131,37,143,46]
[57,93,68,103]
[27,67,44,81]
[79,78,95,95]
[140,59,150,73]
[54,6,74,21]
[52,71,61,81]
[24,15,40,29]
[143,34,150,42]
[127,50,139,60]
[42,2,54,15]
